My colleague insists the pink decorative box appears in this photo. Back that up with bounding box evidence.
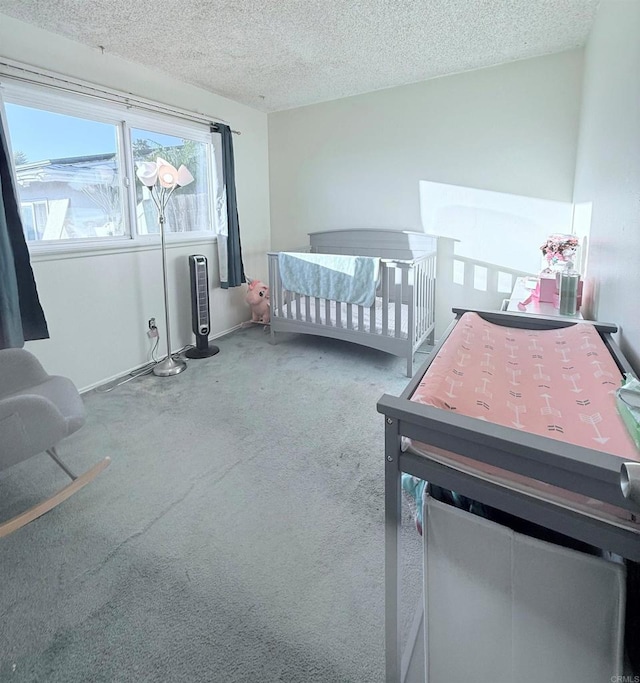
[537,274,557,303]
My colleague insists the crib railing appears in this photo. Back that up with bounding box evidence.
[268,253,435,340]
[434,237,534,336]
[413,252,437,348]
[268,251,436,377]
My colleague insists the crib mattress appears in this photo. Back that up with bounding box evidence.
[278,296,409,338]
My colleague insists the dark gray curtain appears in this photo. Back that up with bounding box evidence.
[0,120,48,348]
[212,123,246,289]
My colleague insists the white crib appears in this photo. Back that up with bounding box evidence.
[268,229,438,376]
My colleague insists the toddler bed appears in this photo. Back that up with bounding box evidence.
[268,229,438,376]
[378,308,640,682]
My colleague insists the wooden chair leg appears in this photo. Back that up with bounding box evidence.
[0,457,111,539]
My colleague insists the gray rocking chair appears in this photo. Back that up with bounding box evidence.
[0,348,110,538]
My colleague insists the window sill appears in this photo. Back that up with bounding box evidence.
[29,233,218,262]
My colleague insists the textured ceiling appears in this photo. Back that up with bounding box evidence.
[0,0,598,112]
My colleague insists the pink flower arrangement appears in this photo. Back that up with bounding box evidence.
[540,234,579,266]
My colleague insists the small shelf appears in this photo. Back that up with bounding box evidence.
[506,276,583,319]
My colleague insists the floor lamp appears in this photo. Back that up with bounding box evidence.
[136,158,194,377]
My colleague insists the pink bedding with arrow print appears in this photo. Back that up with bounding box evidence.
[412,312,639,460]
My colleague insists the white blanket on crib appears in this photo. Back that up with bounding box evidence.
[278,252,380,308]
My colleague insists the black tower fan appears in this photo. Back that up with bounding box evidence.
[185,254,220,359]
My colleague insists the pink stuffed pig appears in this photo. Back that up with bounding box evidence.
[246,279,270,324]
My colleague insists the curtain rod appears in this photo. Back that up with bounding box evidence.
[0,58,241,135]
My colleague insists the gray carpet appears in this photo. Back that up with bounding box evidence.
[0,326,425,683]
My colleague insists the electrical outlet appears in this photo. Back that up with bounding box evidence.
[148,318,156,329]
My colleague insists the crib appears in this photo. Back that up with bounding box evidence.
[268,229,438,376]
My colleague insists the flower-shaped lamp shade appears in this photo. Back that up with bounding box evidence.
[176,165,194,188]
[136,158,194,189]
[156,157,179,188]
[136,161,158,187]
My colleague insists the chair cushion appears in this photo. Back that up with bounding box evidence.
[0,349,49,399]
[13,376,86,437]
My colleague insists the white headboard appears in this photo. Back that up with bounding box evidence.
[308,228,437,260]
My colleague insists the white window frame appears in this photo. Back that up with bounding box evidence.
[2,80,217,260]
[126,113,214,243]
[20,199,49,240]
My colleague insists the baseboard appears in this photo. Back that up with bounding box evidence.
[79,322,245,393]
[208,322,246,343]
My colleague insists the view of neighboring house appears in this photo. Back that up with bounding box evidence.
[15,153,124,240]
[15,151,206,241]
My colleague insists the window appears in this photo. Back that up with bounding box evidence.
[131,128,210,235]
[3,83,216,248]
[5,103,125,241]
[20,200,49,241]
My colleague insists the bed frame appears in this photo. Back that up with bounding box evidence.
[268,229,438,376]
[378,308,640,682]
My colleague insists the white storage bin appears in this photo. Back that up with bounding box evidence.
[423,495,626,683]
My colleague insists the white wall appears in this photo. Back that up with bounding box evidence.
[420,181,576,335]
[0,14,270,390]
[420,181,574,274]
[573,0,640,373]
[268,50,584,252]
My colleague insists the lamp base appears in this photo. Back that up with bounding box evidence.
[153,356,187,377]
[185,345,220,359]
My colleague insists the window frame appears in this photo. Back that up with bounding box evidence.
[2,81,217,259]
[128,119,214,239]
[19,199,49,241]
